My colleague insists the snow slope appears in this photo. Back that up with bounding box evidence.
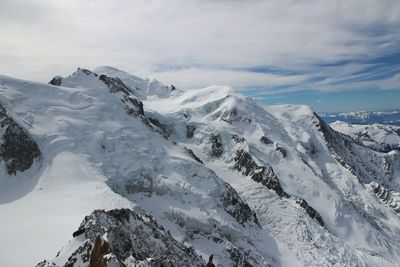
[0,70,277,266]
[330,120,400,152]
[1,67,400,266]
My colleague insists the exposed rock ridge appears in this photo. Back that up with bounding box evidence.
[38,208,206,267]
[0,103,41,175]
[370,182,400,213]
[220,182,260,226]
[314,114,382,181]
[50,68,171,138]
[233,148,324,226]
[211,134,223,157]
[314,114,400,191]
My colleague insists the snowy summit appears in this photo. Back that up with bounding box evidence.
[0,67,400,267]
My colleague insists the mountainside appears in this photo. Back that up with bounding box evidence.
[319,110,400,126]
[1,67,400,267]
[330,121,400,153]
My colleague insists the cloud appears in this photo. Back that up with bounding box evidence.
[139,67,308,89]
[0,0,399,95]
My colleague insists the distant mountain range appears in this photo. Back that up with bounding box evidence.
[319,110,400,126]
[330,121,400,152]
[319,110,400,153]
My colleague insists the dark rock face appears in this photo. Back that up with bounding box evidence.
[89,236,124,267]
[226,245,252,267]
[232,134,245,143]
[186,124,196,138]
[221,108,240,124]
[64,240,93,267]
[36,260,55,267]
[233,149,325,226]
[73,69,175,141]
[370,182,400,213]
[80,68,97,76]
[211,134,223,157]
[221,108,252,124]
[295,198,324,226]
[185,147,204,164]
[234,149,288,198]
[0,104,41,175]
[207,254,215,267]
[99,74,133,95]
[260,136,273,145]
[225,242,271,267]
[49,76,62,86]
[252,166,289,198]
[43,209,206,266]
[145,117,170,138]
[98,73,175,139]
[383,157,393,179]
[313,114,362,179]
[220,182,260,226]
[99,74,144,117]
[233,149,258,176]
[275,143,287,158]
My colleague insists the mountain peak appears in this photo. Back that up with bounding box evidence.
[1,68,400,267]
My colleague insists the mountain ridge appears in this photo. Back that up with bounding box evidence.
[1,67,399,267]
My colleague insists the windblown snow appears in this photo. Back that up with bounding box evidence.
[0,67,400,267]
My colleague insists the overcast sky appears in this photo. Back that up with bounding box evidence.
[1,0,399,112]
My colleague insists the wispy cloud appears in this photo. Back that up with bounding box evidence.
[0,0,399,97]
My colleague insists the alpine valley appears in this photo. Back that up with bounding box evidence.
[1,67,400,267]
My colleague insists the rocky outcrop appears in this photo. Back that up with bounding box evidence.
[89,236,124,267]
[234,149,288,198]
[225,242,272,267]
[99,74,144,117]
[186,124,196,138]
[145,117,170,138]
[221,108,241,124]
[211,134,223,157]
[232,134,245,143]
[260,136,273,145]
[0,104,41,175]
[220,182,260,226]
[185,147,204,164]
[275,143,287,158]
[49,76,62,86]
[383,157,393,179]
[370,182,400,213]
[295,198,324,226]
[221,108,252,124]
[233,149,325,226]
[40,209,206,266]
[313,114,369,180]
[98,70,172,138]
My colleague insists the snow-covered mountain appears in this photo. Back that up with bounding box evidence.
[330,121,400,153]
[1,67,400,267]
[319,110,400,126]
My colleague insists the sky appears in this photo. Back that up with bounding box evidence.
[0,0,399,112]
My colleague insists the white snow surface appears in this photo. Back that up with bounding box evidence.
[0,67,400,266]
[330,120,400,152]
